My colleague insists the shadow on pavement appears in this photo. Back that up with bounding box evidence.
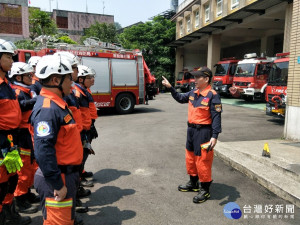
[210,183,241,206]
[85,206,136,225]
[98,107,163,117]
[93,169,131,184]
[267,118,285,125]
[85,186,135,207]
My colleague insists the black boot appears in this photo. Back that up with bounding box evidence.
[25,189,40,204]
[82,171,93,179]
[75,199,88,213]
[178,176,199,192]
[77,186,91,199]
[193,181,212,203]
[15,194,38,214]
[74,214,84,225]
[80,178,94,187]
[0,210,6,225]
[3,201,31,225]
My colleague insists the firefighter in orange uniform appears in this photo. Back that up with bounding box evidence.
[30,55,83,224]
[162,67,222,203]
[9,62,39,214]
[53,52,89,213]
[28,56,42,96]
[74,65,97,187]
[0,39,31,224]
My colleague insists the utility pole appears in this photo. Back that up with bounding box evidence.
[103,1,105,14]
[49,0,53,12]
[86,0,88,12]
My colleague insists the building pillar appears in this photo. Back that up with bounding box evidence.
[283,3,293,52]
[175,47,184,81]
[284,2,300,141]
[207,34,221,71]
[261,36,274,57]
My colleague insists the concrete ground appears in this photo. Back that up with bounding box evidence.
[27,93,299,225]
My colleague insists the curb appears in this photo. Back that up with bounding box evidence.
[214,143,300,208]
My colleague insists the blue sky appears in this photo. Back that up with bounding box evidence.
[29,0,184,28]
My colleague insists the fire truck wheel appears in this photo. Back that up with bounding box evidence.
[242,95,253,102]
[115,93,135,114]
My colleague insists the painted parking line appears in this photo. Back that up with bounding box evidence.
[221,97,266,110]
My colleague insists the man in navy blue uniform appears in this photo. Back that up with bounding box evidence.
[162,67,222,203]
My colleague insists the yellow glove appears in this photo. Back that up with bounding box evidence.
[0,149,23,173]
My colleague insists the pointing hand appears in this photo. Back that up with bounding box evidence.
[162,76,172,88]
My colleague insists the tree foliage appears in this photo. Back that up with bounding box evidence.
[29,8,57,40]
[80,22,118,44]
[114,22,122,31]
[14,39,38,50]
[118,16,176,89]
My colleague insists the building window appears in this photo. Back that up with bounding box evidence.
[179,21,183,36]
[195,11,199,28]
[231,0,239,9]
[187,17,191,33]
[216,0,223,16]
[205,5,210,23]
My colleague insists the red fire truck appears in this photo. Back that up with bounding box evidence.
[229,53,272,101]
[16,41,158,114]
[265,52,289,117]
[213,57,239,95]
[175,68,195,92]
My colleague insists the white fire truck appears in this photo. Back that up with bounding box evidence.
[16,39,158,114]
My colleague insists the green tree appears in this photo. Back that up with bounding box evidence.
[29,8,57,39]
[118,16,176,89]
[81,22,118,44]
[114,22,122,31]
[14,39,37,50]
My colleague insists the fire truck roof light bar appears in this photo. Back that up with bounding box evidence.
[276,52,290,57]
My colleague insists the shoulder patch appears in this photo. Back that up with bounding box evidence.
[64,114,72,124]
[36,121,51,137]
[42,98,51,108]
[210,89,217,95]
[15,89,20,97]
[215,104,222,112]
[189,96,194,101]
[75,90,81,98]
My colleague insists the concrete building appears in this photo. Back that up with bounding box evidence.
[0,0,30,42]
[0,0,114,43]
[52,9,114,42]
[170,0,300,140]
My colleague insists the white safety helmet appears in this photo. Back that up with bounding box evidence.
[35,55,72,79]
[9,62,34,78]
[0,39,17,55]
[28,56,42,67]
[77,65,96,77]
[54,51,80,66]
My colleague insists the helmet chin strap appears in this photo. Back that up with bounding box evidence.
[79,77,88,89]
[42,75,66,97]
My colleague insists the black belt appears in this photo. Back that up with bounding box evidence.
[58,165,81,174]
[187,122,211,129]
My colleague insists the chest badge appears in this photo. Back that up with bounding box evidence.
[189,96,194,101]
[201,97,209,106]
[64,114,72,124]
